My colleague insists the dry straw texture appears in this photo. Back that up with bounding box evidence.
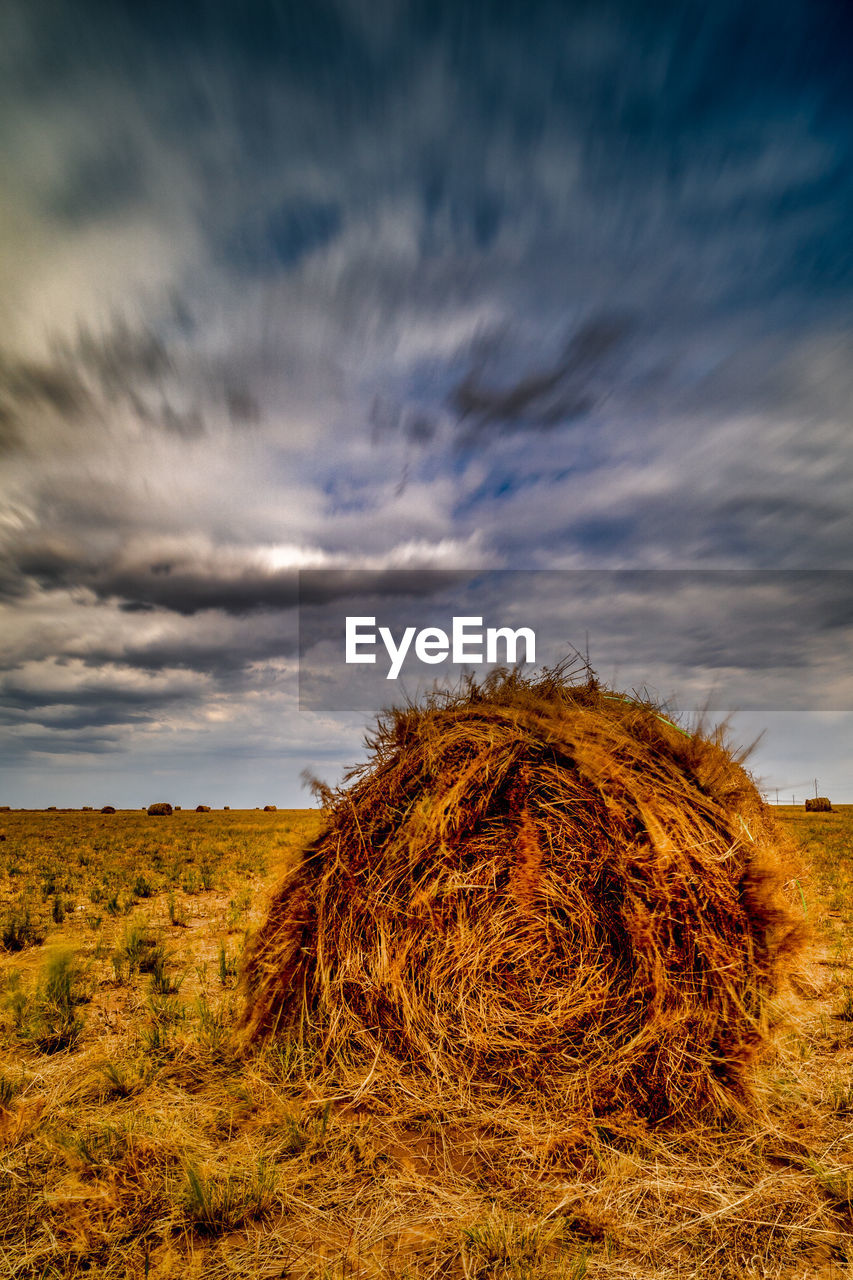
[240,666,804,1127]
[805,796,832,812]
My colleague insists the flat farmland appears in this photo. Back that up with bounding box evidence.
[0,806,851,1279]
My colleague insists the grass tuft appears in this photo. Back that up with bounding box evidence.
[181,1158,277,1233]
[5,948,88,1051]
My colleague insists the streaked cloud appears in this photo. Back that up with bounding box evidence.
[1,0,851,803]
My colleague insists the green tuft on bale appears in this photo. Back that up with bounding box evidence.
[239,666,804,1125]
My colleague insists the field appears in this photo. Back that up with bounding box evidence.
[0,805,851,1279]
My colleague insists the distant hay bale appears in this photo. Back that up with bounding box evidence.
[100,805,116,814]
[82,806,93,812]
[805,797,832,812]
[147,802,173,817]
[174,805,182,811]
[263,805,277,812]
[0,805,11,811]
[196,804,211,812]
[240,667,804,1125]
[224,805,231,811]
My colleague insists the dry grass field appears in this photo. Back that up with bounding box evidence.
[0,804,850,1279]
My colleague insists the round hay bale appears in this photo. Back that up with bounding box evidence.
[147,802,173,817]
[195,804,211,812]
[100,805,116,814]
[805,796,832,813]
[263,804,277,812]
[240,670,803,1122]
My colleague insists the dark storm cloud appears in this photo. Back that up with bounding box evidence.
[224,386,261,426]
[0,559,32,603]
[0,734,121,760]
[102,638,289,677]
[158,404,205,440]
[368,398,441,447]
[0,353,92,429]
[69,317,172,391]
[0,677,188,717]
[708,497,853,560]
[0,677,201,752]
[0,319,166,443]
[1,704,148,733]
[6,542,468,617]
[0,308,262,447]
[449,314,636,437]
[12,548,300,615]
[48,136,144,225]
[0,406,20,455]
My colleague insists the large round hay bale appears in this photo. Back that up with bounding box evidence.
[805,796,832,812]
[100,805,116,814]
[263,804,277,812]
[195,804,211,812]
[240,670,803,1123]
[147,802,173,816]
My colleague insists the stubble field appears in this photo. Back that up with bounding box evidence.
[0,805,851,1279]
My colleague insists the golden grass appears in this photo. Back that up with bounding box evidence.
[0,799,850,1276]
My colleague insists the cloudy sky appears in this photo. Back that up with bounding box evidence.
[1,0,852,807]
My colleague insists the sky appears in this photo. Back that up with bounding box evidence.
[1,0,852,808]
